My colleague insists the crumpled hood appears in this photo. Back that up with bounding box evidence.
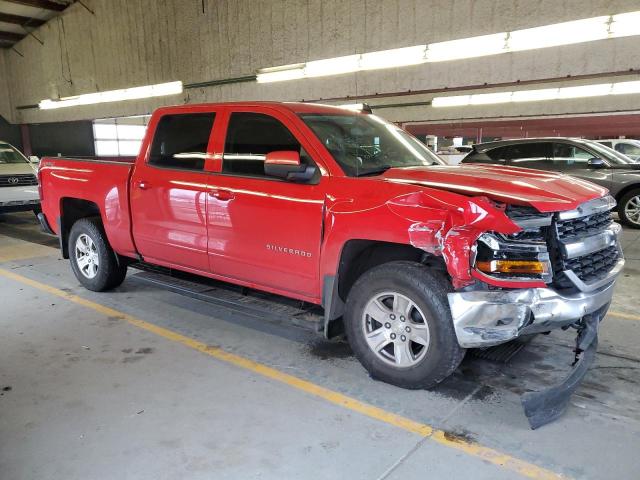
[381,164,608,212]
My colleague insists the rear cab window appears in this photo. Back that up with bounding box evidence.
[148,113,216,171]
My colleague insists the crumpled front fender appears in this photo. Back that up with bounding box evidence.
[386,191,520,288]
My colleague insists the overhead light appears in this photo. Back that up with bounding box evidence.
[511,88,560,102]
[304,54,361,78]
[508,16,609,51]
[256,10,640,82]
[611,80,640,95]
[426,33,506,62]
[609,11,640,38]
[39,81,183,110]
[431,95,472,108]
[432,79,640,107]
[469,92,513,105]
[256,64,305,83]
[556,83,612,99]
[360,45,426,70]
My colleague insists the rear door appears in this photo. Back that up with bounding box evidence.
[206,107,326,299]
[130,111,217,272]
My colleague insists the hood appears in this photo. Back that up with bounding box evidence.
[0,161,35,175]
[381,164,607,213]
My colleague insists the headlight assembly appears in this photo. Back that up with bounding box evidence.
[474,232,553,284]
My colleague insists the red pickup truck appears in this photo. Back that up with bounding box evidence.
[38,102,624,427]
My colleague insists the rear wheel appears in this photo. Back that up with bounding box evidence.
[618,189,640,228]
[69,217,127,291]
[344,261,465,389]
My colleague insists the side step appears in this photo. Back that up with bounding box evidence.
[130,268,324,332]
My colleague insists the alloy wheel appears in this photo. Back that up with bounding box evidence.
[75,233,100,279]
[362,291,430,368]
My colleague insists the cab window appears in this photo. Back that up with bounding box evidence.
[222,112,312,178]
[149,113,216,171]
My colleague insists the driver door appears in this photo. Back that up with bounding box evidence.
[206,107,327,299]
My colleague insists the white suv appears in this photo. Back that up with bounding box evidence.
[0,141,40,215]
[595,139,640,161]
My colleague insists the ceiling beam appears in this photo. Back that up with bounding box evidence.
[0,12,46,27]
[0,31,25,42]
[3,1,68,11]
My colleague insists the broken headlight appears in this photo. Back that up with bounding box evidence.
[474,232,552,284]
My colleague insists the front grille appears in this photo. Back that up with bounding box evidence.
[0,174,38,187]
[564,245,620,284]
[550,204,617,288]
[556,210,612,241]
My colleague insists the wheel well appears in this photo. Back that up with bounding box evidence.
[59,198,101,258]
[615,184,640,205]
[323,240,446,338]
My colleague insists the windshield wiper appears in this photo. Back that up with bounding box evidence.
[355,165,393,177]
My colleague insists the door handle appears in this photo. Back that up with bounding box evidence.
[208,189,235,201]
[137,181,150,190]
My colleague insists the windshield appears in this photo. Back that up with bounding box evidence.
[581,140,635,164]
[299,113,444,176]
[0,143,29,164]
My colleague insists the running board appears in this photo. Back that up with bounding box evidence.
[131,269,324,332]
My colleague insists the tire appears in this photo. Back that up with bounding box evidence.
[344,261,465,389]
[68,217,127,291]
[618,189,640,229]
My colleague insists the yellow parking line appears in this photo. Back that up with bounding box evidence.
[608,311,640,322]
[0,267,564,480]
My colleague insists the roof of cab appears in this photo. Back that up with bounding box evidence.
[153,101,363,116]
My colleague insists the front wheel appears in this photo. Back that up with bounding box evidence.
[618,189,640,229]
[344,261,465,389]
[69,217,127,291]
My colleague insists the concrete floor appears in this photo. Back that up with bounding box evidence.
[1,212,639,480]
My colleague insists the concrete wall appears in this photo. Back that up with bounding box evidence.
[2,0,640,124]
[0,51,13,122]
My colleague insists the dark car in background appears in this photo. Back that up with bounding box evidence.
[462,138,640,227]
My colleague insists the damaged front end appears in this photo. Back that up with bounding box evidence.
[446,195,623,428]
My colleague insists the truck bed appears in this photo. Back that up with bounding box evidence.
[39,156,138,258]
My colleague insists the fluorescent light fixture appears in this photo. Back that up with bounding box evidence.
[611,80,640,95]
[256,10,640,82]
[426,33,506,62]
[256,64,305,83]
[431,95,472,107]
[304,54,361,77]
[469,91,513,105]
[360,45,426,70]
[39,81,183,110]
[337,103,366,111]
[432,79,640,107]
[511,88,560,102]
[610,11,640,38]
[556,83,612,99]
[509,16,609,51]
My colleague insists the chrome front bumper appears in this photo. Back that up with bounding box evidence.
[448,259,623,348]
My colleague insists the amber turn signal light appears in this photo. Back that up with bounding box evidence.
[476,259,548,275]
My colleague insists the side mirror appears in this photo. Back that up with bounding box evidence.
[264,151,317,182]
[587,157,606,168]
[28,155,40,164]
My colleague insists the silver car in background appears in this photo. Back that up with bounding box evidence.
[595,139,640,162]
[461,137,640,228]
[0,141,40,215]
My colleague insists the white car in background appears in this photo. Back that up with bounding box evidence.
[595,139,640,161]
[0,141,40,215]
